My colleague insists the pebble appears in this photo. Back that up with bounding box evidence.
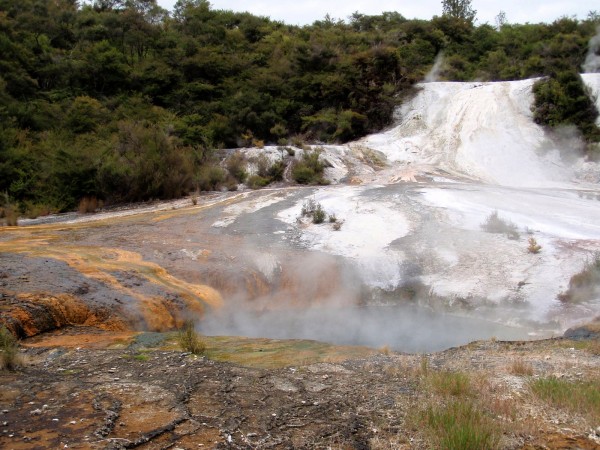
[30,409,42,415]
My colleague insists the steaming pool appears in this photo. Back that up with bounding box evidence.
[200,304,541,353]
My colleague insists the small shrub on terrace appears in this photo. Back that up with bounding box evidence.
[329,214,337,223]
[332,220,343,231]
[177,320,206,355]
[527,237,542,254]
[312,203,326,224]
[0,326,20,371]
[247,175,270,189]
[226,152,247,183]
[301,198,317,217]
[292,149,329,185]
[481,210,519,239]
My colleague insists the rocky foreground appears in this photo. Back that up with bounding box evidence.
[1,325,599,450]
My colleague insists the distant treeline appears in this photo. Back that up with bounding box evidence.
[0,0,599,214]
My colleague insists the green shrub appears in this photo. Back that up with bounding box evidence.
[247,175,270,189]
[312,203,326,224]
[197,165,227,191]
[533,71,600,145]
[226,152,248,183]
[292,150,329,185]
[0,326,20,371]
[177,321,206,355]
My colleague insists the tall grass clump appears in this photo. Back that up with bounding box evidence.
[427,370,472,397]
[177,320,206,355]
[530,376,600,423]
[425,401,500,450]
[0,326,20,371]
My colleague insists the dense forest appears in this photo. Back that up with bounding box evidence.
[1,0,599,217]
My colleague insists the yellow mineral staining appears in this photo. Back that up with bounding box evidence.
[0,233,223,331]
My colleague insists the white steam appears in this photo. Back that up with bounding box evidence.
[424,53,445,83]
[583,26,600,73]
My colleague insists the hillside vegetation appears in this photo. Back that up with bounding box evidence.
[0,0,599,214]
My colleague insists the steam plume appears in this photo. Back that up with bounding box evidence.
[425,53,445,83]
[583,26,600,73]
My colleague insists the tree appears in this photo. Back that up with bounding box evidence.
[441,0,477,23]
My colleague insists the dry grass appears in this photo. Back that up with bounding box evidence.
[378,344,391,355]
[586,340,600,355]
[509,358,534,376]
[1,207,18,226]
[78,196,99,214]
[527,237,542,253]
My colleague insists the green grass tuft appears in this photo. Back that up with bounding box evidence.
[425,400,500,450]
[530,376,600,423]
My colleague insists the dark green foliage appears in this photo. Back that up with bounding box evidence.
[0,0,598,212]
[292,150,328,185]
[533,71,600,143]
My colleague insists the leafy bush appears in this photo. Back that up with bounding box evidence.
[177,321,206,355]
[197,165,227,191]
[226,152,248,183]
[247,175,270,189]
[533,71,600,145]
[292,150,329,185]
[312,203,326,224]
[481,211,519,239]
